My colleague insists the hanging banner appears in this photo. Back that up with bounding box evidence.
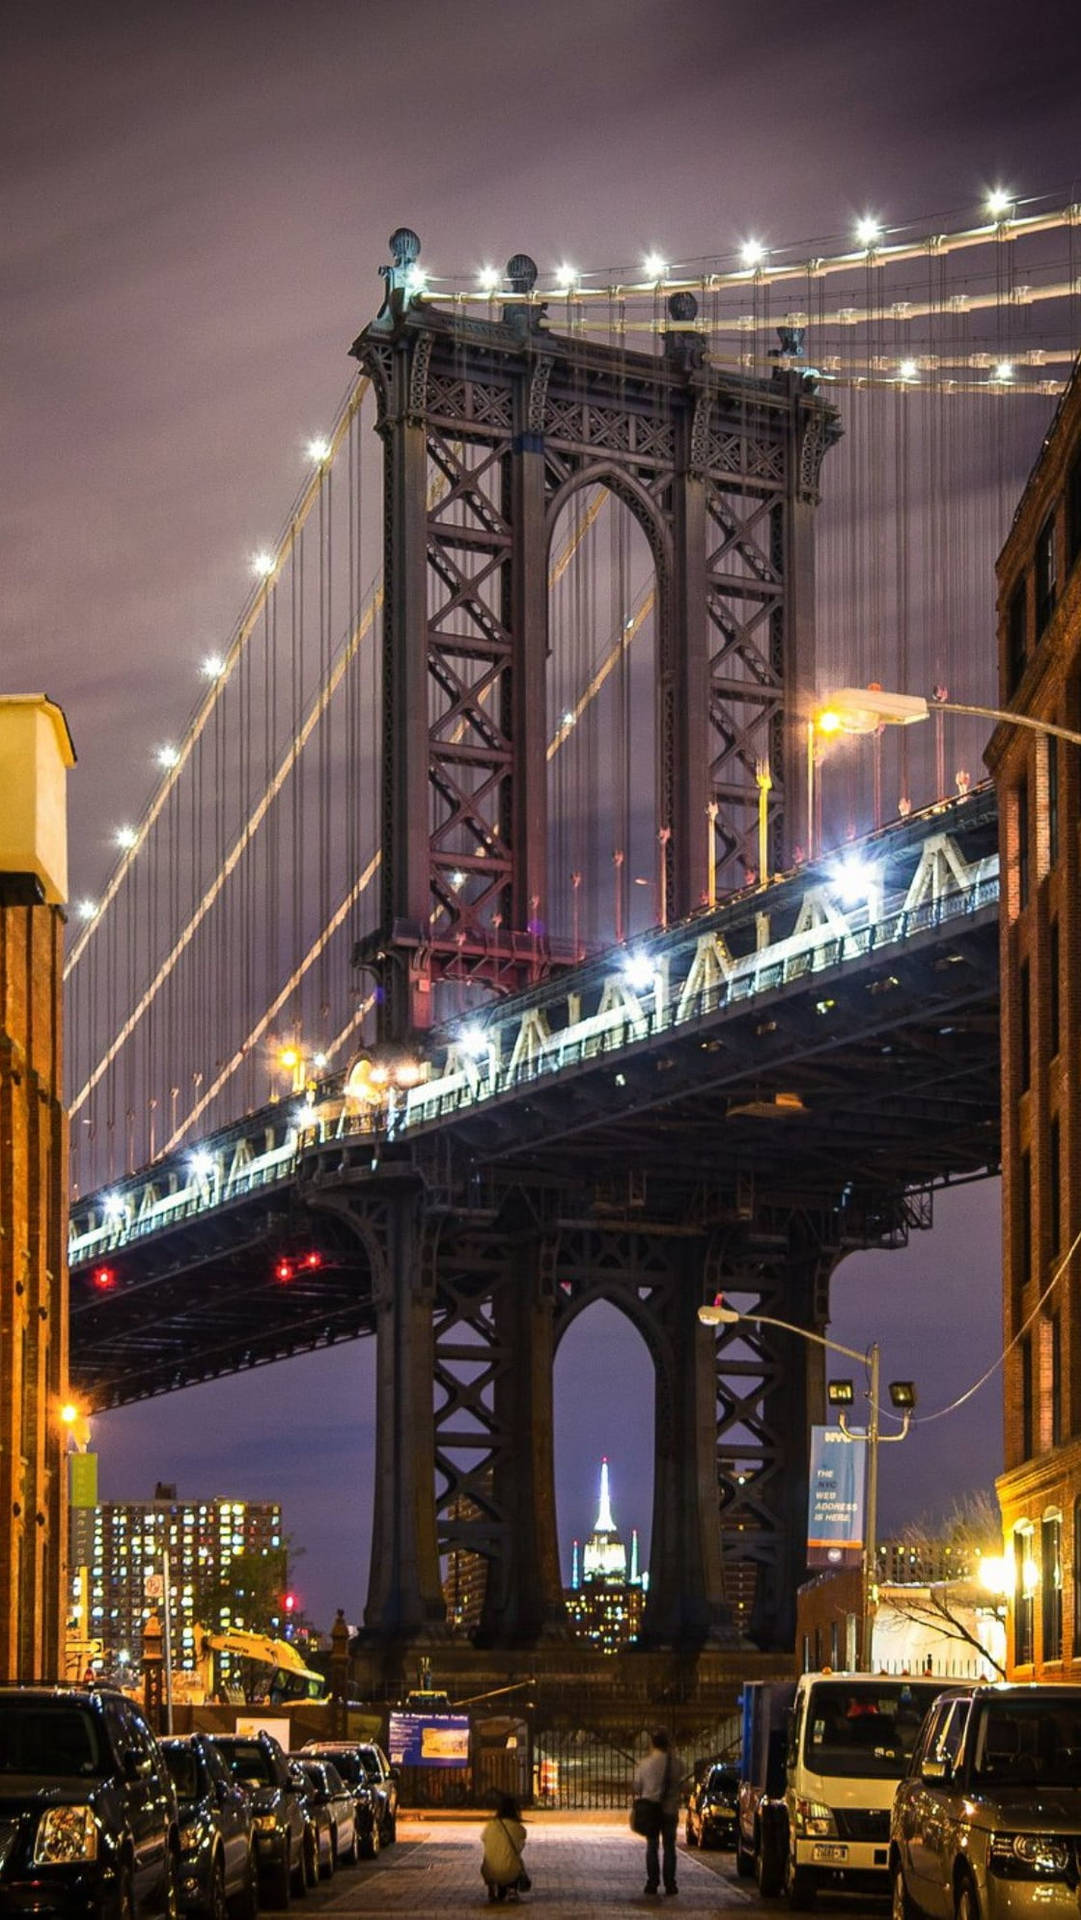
[69,1452,98,1510]
[807,1425,865,1567]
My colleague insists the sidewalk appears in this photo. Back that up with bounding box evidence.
[321,1812,755,1916]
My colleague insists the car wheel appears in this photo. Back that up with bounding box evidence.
[164,1846,181,1920]
[229,1847,259,1920]
[784,1846,817,1910]
[341,1823,358,1867]
[304,1831,318,1892]
[892,1855,921,1920]
[381,1810,396,1846]
[360,1818,380,1861]
[116,1860,136,1920]
[736,1829,755,1878]
[956,1875,980,1920]
[685,1818,696,1846]
[755,1816,785,1898]
[207,1857,228,1920]
[321,1831,335,1881]
[265,1844,291,1911]
[291,1835,308,1898]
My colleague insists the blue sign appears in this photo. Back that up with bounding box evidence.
[807,1425,866,1568]
[387,1711,470,1768]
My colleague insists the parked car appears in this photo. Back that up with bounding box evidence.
[685,1762,739,1849]
[892,1683,1081,1920]
[0,1683,180,1920]
[211,1731,312,1905]
[162,1733,257,1920]
[288,1760,357,1873]
[300,1742,398,1852]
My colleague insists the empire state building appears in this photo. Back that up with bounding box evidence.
[566,1458,647,1653]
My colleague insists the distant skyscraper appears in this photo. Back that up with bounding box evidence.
[566,1457,647,1654]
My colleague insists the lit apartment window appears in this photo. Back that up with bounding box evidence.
[1043,1514,1063,1662]
[1015,1527,1035,1664]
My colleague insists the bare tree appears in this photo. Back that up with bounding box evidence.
[880,1493,1005,1678]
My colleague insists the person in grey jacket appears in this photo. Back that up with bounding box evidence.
[633,1728,685,1896]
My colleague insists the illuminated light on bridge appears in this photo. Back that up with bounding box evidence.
[476,265,501,292]
[250,550,276,577]
[155,744,179,769]
[114,826,137,850]
[740,239,766,269]
[855,215,882,248]
[305,437,331,463]
[75,899,97,921]
[993,360,1015,383]
[987,187,1014,219]
[200,653,225,679]
[91,1266,116,1291]
[642,252,667,282]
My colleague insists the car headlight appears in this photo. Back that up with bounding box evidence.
[793,1798,836,1837]
[990,1833,1072,1877]
[33,1806,100,1865]
[180,1823,202,1851]
[253,1814,280,1833]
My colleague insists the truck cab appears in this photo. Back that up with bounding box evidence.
[739,1672,948,1907]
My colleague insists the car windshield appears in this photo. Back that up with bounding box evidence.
[971,1698,1081,1787]
[803,1681,943,1779]
[357,1750,380,1780]
[164,1746,201,1800]
[0,1705,104,1778]
[705,1767,737,1797]
[219,1742,274,1786]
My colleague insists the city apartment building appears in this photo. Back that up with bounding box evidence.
[994,356,1081,1675]
[72,1483,284,1672]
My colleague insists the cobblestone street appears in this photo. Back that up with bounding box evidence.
[304,1813,886,1918]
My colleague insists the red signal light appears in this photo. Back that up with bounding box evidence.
[275,1259,294,1282]
[303,1251,322,1269]
[92,1266,117,1291]
[282,1591,297,1614]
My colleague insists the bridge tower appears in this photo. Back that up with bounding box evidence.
[345,237,841,1659]
[352,231,839,1040]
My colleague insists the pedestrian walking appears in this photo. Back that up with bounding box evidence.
[632,1728,685,1896]
[480,1793,530,1902]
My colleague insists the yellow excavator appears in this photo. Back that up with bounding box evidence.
[198,1628,329,1705]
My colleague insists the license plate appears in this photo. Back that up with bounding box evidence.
[812,1843,849,1864]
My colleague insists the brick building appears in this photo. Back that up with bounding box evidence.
[993,356,1081,1674]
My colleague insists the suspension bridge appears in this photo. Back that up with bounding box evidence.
[63,191,1078,1657]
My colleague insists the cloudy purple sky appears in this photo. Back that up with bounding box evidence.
[3,0,1076,1630]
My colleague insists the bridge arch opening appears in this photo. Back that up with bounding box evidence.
[547,482,660,955]
[553,1299,655,1641]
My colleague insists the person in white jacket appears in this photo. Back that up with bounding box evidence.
[480,1794,528,1902]
[633,1729,686,1896]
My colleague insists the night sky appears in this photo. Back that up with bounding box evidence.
[3,0,1076,1632]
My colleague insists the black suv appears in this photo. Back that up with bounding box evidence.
[211,1732,310,1906]
[301,1744,397,1851]
[0,1684,180,1920]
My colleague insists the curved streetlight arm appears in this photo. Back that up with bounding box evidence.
[840,1408,912,1444]
[697,1302,870,1367]
[930,699,1081,751]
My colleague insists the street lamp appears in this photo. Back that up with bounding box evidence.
[698,1299,915,1669]
[816,686,1081,753]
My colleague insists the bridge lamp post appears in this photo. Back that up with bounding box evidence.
[815,686,1081,754]
[698,1300,915,1669]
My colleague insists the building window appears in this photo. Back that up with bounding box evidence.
[1019,961,1031,1091]
[1015,1527,1035,1664]
[1018,777,1030,908]
[1050,1117,1061,1260]
[1050,921,1060,1057]
[1048,735,1059,867]
[1068,451,1081,570]
[1052,1310,1063,1446]
[1021,1331,1034,1458]
[1036,513,1057,635]
[1043,1515,1063,1662]
[1006,581,1027,695]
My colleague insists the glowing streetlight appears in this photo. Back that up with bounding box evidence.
[698,1298,914,1668]
[987,187,1014,221]
[201,654,225,680]
[306,437,331,463]
[114,826,138,851]
[251,550,276,578]
[740,239,766,270]
[855,215,882,250]
[643,251,667,282]
[155,744,179,769]
[477,265,501,293]
[816,685,1081,753]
